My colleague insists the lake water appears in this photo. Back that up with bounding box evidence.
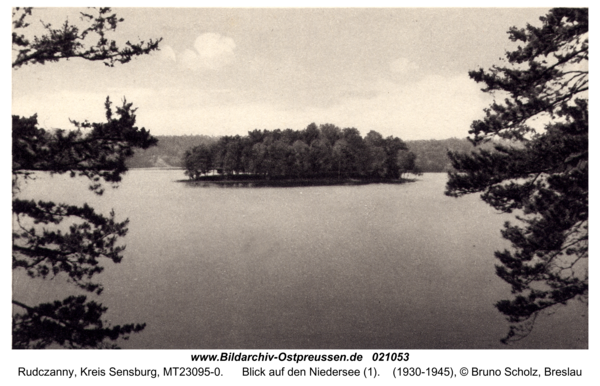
[12,169,588,349]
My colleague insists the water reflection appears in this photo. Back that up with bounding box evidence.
[180,178,415,188]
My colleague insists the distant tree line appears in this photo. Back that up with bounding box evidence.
[126,135,217,168]
[182,123,418,180]
[408,138,507,172]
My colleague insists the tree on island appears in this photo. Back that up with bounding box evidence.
[397,150,418,179]
[445,8,588,343]
[12,7,160,348]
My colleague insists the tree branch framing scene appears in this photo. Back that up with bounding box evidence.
[11,7,588,352]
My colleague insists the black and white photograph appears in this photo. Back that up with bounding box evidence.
[7,3,594,384]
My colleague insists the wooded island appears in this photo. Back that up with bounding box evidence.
[182,123,419,181]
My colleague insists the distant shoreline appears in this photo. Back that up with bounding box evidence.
[128,166,183,170]
[176,175,419,188]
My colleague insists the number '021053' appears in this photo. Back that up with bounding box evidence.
[372,353,409,361]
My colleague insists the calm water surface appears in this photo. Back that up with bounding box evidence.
[13,170,588,349]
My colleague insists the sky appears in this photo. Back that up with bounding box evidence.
[11,7,554,140]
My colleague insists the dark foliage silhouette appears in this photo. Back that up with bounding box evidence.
[445,8,588,343]
[12,7,160,348]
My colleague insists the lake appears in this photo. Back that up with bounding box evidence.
[12,169,588,349]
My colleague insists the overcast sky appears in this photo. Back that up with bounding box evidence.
[12,7,552,140]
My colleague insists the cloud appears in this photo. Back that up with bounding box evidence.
[158,45,177,63]
[390,58,419,74]
[180,33,236,71]
[194,33,236,59]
